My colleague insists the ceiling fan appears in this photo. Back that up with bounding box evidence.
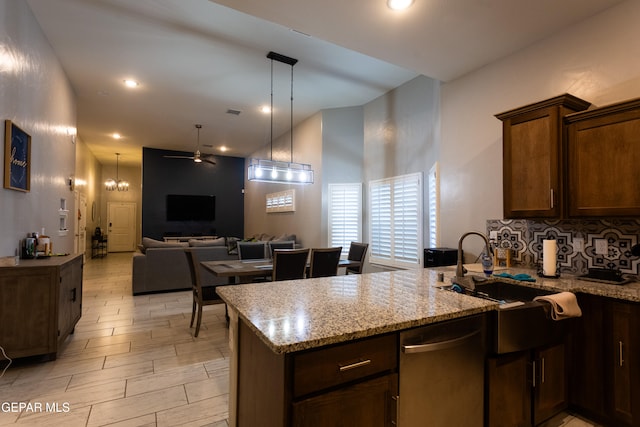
[164,124,216,165]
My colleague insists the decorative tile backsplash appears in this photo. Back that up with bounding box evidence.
[486,219,640,275]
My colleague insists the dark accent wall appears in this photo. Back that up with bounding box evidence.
[142,147,244,240]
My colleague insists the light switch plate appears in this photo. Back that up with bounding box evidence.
[573,237,584,252]
[489,230,498,240]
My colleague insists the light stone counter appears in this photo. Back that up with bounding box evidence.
[216,268,496,354]
[217,265,640,355]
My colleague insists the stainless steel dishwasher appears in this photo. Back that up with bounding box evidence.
[398,315,485,426]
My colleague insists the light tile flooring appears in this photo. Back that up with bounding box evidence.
[0,252,602,427]
[0,252,229,426]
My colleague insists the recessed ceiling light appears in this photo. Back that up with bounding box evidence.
[260,105,271,114]
[112,133,121,139]
[220,146,228,152]
[387,0,414,10]
[123,79,139,88]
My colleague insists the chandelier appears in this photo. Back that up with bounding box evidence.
[247,51,314,184]
[105,153,129,191]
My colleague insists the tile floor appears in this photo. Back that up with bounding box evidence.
[0,252,229,426]
[0,252,601,426]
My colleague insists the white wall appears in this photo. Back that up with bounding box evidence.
[363,75,441,254]
[439,0,640,251]
[244,112,323,247]
[319,107,364,247]
[0,0,77,257]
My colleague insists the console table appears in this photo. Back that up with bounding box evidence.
[0,254,83,360]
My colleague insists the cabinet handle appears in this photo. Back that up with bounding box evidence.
[391,395,399,426]
[71,287,77,302]
[619,341,624,367]
[532,360,536,388]
[541,357,545,384]
[338,359,371,372]
[550,189,554,209]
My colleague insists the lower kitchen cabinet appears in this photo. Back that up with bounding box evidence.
[533,342,567,425]
[570,293,640,426]
[291,373,397,427]
[0,254,83,360]
[236,319,398,427]
[486,341,567,427]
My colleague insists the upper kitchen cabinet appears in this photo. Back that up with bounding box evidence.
[564,98,640,217]
[496,94,591,219]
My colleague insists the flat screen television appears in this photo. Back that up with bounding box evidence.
[166,194,215,221]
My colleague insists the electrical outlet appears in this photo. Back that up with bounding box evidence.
[595,239,608,255]
[573,237,584,252]
[489,230,498,240]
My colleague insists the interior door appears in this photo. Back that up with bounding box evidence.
[107,202,136,252]
[75,192,87,257]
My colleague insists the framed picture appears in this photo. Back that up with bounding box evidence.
[4,120,31,192]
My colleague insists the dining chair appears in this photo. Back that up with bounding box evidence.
[309,247,342,278]
[268,240,296,258]
[346,242,369,274]
[237,241,267,260]
[272,248,310,281]
[184,248,228,336]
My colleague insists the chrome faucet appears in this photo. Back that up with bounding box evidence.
[452,231,492,290]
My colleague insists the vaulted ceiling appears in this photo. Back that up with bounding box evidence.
[26,0,625,166]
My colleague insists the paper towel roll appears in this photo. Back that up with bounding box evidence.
[543,239,557,276]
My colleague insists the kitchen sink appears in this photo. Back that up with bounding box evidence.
[438,280,570,354]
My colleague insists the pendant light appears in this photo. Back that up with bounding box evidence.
[105,153,129,191]
[247,51,314,184]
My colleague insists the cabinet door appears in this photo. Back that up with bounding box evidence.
[58,256,83,343]
[486,352,531,427]
[292,373,398,427]
[501,107,561,219]
[0,268,57,358]
[569,294,606,418]
[607,300,639,426]
[533,342,567,425]
[566,103,640,217]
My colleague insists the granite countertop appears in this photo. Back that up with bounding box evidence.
[216,269,496,354]
[216,266,640,355]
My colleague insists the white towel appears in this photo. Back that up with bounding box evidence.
[534,292,582,320]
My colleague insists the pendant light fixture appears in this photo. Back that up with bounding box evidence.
[247,51,314,184]
[105,153,129,191]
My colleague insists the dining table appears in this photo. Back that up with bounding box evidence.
[201,258,361,284]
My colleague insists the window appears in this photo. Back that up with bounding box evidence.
[328,183,362,255]
[428,162,440,248]
[369,172,423,268]
[266,189,295,213]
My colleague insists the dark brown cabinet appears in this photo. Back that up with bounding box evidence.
[496,94,590,219]
[0,254,83,360]
[533,343,567,425]
[570,293,640,426]
[564,98,640,217]
[236,319,398,427]
[486,341,567,427]
[292,374,398,427]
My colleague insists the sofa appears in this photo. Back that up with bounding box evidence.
[132,237,237,295]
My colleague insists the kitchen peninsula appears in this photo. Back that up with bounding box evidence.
[217,267,640,427]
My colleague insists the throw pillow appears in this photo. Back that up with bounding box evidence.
[141,237,187,253]
[189,237,226,247]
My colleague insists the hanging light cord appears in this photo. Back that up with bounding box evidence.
[290,63,294,164]
[270,58,274,162]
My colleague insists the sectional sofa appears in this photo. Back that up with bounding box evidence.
[132,237,236,295]
[131,234,297,295]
